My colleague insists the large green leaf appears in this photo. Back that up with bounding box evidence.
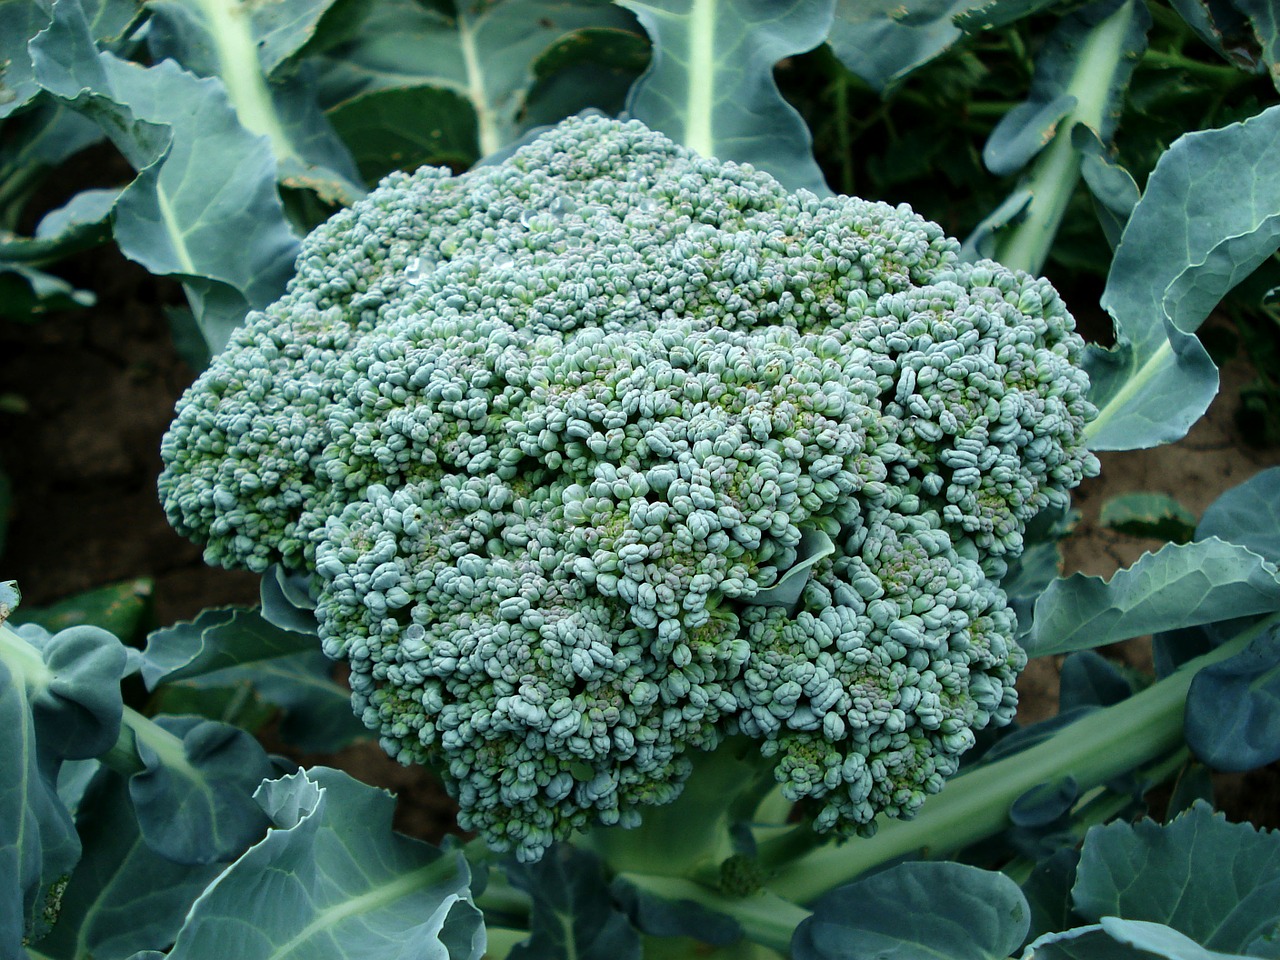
[0,0,53,119]
[827,0,979,94]
[1028,538,1280,657]
[33,771,227,960]
[1073,803,1280,956]
[320,0,638,162]
[142,605,314,688]
[128,716,275,866]
[160,767,484,960]
[143,0,364,203]
[1027,921,1257,960]
[0,622,128,950]
[327,85,478,182]
[163,649,366,753]
[29,0,301,353]
[1184,625,1280,772]
[1197,467,1280,565]
[1169,0,1279,89]
[618,0,832,192]
[1087,104,1280,450]
[792,861,1030,960]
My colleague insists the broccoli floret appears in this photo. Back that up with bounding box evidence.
[159,115,1098,861]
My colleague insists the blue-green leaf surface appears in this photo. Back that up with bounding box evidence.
[507,846,642,960]
[984,0,1147,177]
[326,85,478,183]
[0,622,128,950]
[259,565,318,634]
[609,876,741,947]
[141,605,316,689]
[320,0,637,160]
[34,771,227,960]
[619,0,832,193]
[1009,777,1079,829]
[1025,922,1251,960]
[954,0,1058,31]
[170,649,366,752]
[0,188,116,266]
[1184,625,1280,771]
[143,0,364,203]
[1073,802,1280,955]
[1096,917,1259,960]
[792,861,1030,960]
[129,716,275,865]
[827,0,976,93]
[30,0,301,353]
[161,767,484,960]
[1021,848,1083,945]
[1058,651,1133,710]
[1197,466,1280,564]
[749,528,834,608]
[0,0,52,118]
[1234,0,1279,90]
[1087,104,1280,450]
[1075,124,1140,250]
[1028,538,1280,657]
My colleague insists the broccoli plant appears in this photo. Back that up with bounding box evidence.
[156,114,1098,862]
[5,0,1280,959]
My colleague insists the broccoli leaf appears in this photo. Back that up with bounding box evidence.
[33,770,228,960]
[827,0,978,94]
[1100,492,1197,543]
[141,605,315,690]
[1197,466,1280,565]
[29,0,302,354]
[142,0,365,204]
[1184,625,1280,771]
[0,622,128,949]
[1087,103,1280,450]
[792,861,1030,960]
[1025,921,1256,959]
[1028,538,1280,657]
[1073,802,1280,956]
[0,0,52,119]
[507,846,642,960]
[159,768,484,960]
[619,0,833,193]
[318,0,638,163]
[128,716,275,865]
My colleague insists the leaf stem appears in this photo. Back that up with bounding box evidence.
[995,0,1141,275]
[584,736,776,878]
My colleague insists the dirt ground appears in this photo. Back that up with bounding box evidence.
[3,246,1278,841]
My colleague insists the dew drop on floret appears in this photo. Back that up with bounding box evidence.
[159,115,1098,862]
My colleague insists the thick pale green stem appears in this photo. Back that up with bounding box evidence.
[683,0,716,158]
[457,15,502,158]
[163,0,300,174]
[584,736,777,878]
[766,619,1268,903]
[995,0,1140,275]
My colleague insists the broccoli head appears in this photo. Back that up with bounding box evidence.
[159,115,1098,861]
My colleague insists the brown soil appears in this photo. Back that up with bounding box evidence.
[3,249,1277,841]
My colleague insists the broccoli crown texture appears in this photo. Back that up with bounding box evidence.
[159,115,1098,861]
